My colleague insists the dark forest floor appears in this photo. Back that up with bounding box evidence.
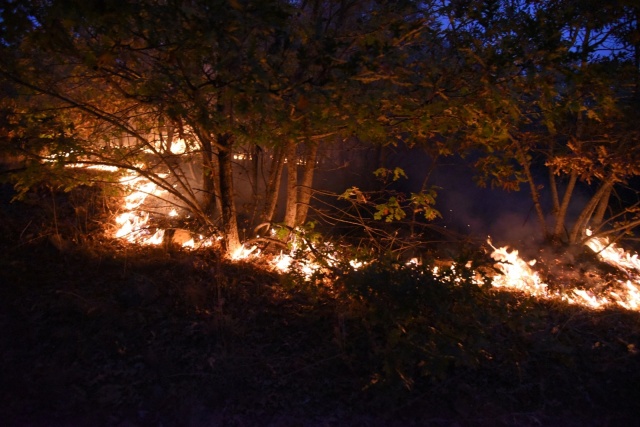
[1,188,640,426]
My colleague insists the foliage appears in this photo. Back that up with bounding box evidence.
[0,0,447,250]
[339,167,441,228]
[336,259,487,388]
[2,0,640,250]
[374,196,406,222]
[409,188,441,221]
[446,0,640,244]
[373,167,408,182]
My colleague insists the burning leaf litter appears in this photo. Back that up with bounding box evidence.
[108,163,640,312]
[490,235,640,311]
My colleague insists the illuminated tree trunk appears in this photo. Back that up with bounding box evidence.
[261,144,285,224]
[591,183,613,229]
[283,139,298,228]
[295,139,318,225]
[552,171,578,241]
[210,150,223,220]
[217,133,241,253]
[569,176,615,244]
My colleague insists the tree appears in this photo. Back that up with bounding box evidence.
[445,0,640,246]
[1,0,304,253]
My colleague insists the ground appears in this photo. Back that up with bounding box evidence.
[1,188,640,426]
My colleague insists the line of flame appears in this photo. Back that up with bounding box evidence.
[92,160,640,312]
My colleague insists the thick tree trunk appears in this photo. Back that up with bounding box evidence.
[591,183,613,229]
[262,144,285,224]
[295,139,318,225]
[569,177,615,244]
[283,139,298,228]
[217,133,241,253]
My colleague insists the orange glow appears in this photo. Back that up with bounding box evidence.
[94,160,640,311]
[489,234,640,311]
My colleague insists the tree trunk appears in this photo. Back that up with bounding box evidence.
[217,133,241,253]
[569,177,615,244]
[548,143,560,215]
[591,182,613,229]
[249,144,261,225]
[552,171,578,240]
[295,139,319,225]
[162,126,174,153]
[200,135,217,217]
[210,148,223,220]
[261,144,285,224]
[515,137,548,236]
[283,139,298,228]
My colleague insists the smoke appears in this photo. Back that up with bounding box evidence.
[311,140,552,246]
[139,139,597,251]
[432,162,543,246]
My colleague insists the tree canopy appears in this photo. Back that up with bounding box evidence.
[1,0,639,251]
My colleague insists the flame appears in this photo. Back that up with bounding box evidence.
[170,138,187,155]
[229,230,342,279]
[489,234,640,311]
[67,158,640,312]
[55,162,162,244]
[230,244,259,260]
[269,238,331,279]
[489,242,547,296]
[113,173,164,244]
[585,233,640,274]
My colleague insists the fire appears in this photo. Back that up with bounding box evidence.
[114,173,166,244]
[489,234,640,311]
[230,244,259,260]
[584,230,640,274]
[232,239,361,280]
[78,158,640,312]
[489,242,547,296]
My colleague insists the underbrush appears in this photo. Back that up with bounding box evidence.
[1,192,640,426]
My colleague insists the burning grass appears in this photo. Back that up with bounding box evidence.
[2,185,640,425]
